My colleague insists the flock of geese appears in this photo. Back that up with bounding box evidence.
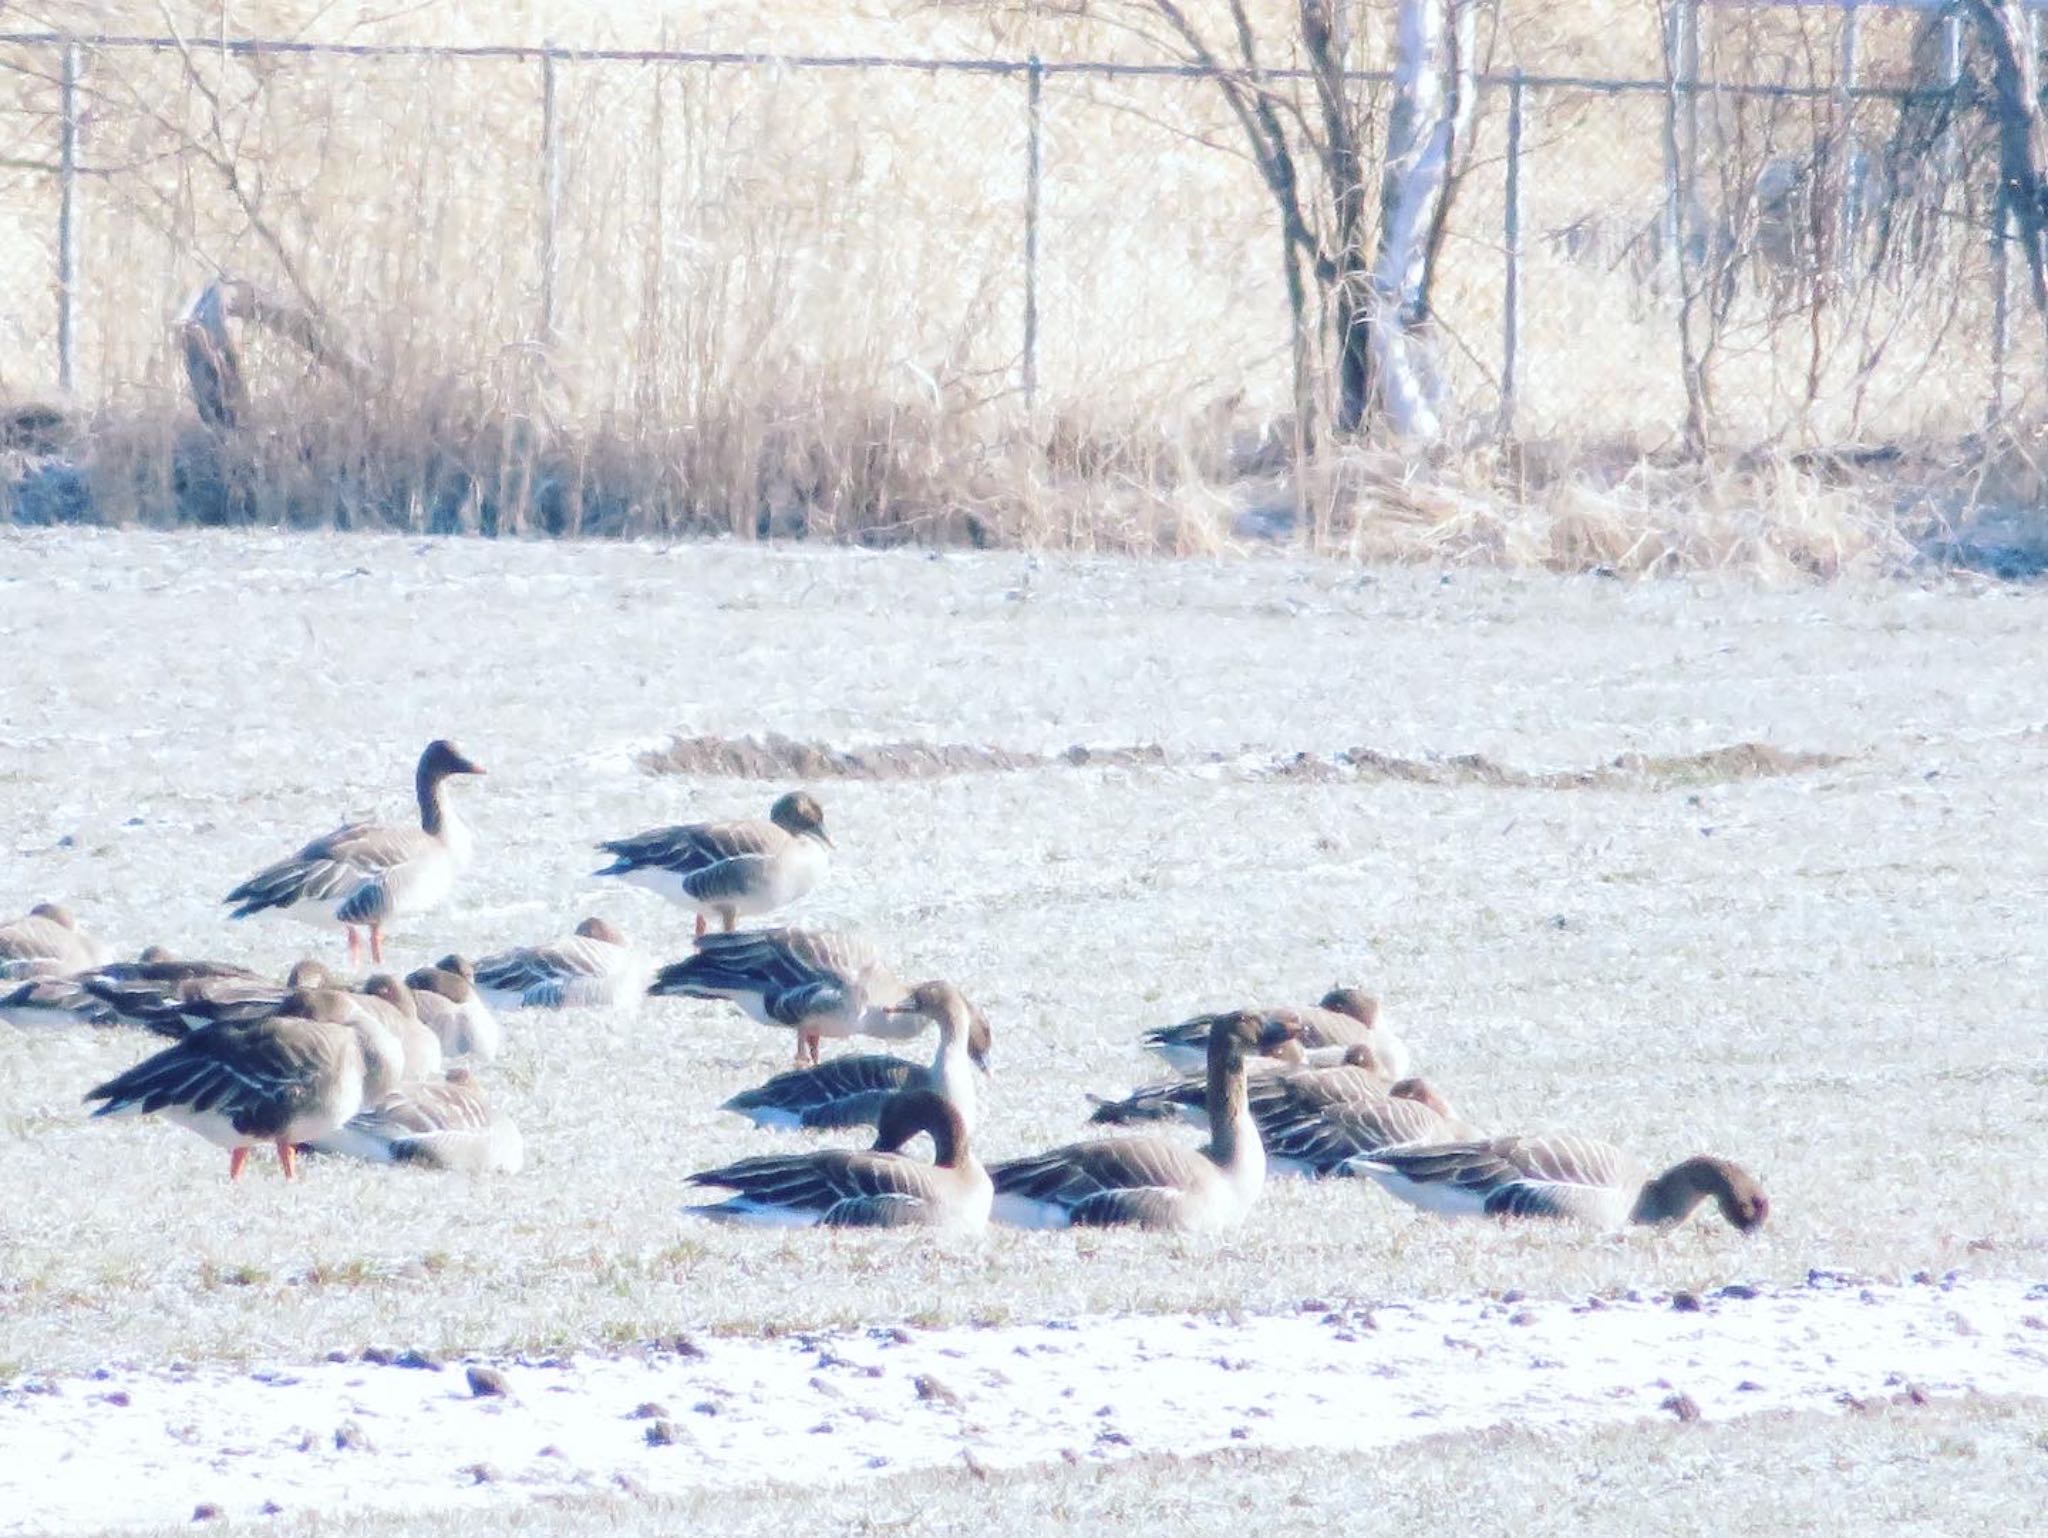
[1,740,1771,1238]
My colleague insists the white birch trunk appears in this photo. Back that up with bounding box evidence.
[1371,0,1477,443]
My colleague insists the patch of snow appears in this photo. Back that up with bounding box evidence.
[2,1276,2042,1533]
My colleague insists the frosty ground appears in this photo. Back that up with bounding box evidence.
[1,530,2044,1530]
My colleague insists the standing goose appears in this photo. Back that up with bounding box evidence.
[83,988,404,1180]
[224,739,486,964]
[471,917,649,1013]
[596,791,831,937]
[311,1068,524,1173]
[683,1089,990,1230]
[1144,990,1409,1078]
[1350,1134,1770,1231]
[0,903,112,978]
[990,1011,1270,1231]
[722,979,993,1131]
[649,927,914,1066]
[405,957,502,1063]
[1259,1079,1472,1178]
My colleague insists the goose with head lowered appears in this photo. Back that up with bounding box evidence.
[990,1010,1272,1231]
[405,957,501,1063]
[81,956,325,1038]
[224,739,486,965]
[597,790,831,937]
[1350,1133,1770,1232]
[1144,989,1408,1079]
[683,1089,990,1231]
[722,979,992,1131]
[471,917,649,1013]
[83,987,404,1180]
[649,926,914,1066]
[1258,1078,1472,1178]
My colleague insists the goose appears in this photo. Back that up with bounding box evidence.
[310,1068,524,1173]
[344,975,443,1082]
[224,739,486,964]
[649,927,913,1066]
[1145,989,1409,1078]
[405,957,501,1063]
[0,903,112,978]
[596,790,831,937]
[990,1011,1271,1231]
[721,979,992,1131]
[1259,1079,1473,1178]
[683,1089,989,1230]
[102,959,336,1039]
[1,971,121,1029]
[1349,1134,1770,1231]
[1086,1040,1383,1129]
[83,987,405,1180]
[471,917,649,1012]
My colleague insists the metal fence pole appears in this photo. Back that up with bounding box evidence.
[1023,54,1044,409]
[1993,191,2011,424]
[1661,0,1697,288]
[1836,2,1861,284]
[540,42,562,343]
[57,40,81,394]
[1502,71,1525,439]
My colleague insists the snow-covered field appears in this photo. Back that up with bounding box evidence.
[2,530,2044,1528]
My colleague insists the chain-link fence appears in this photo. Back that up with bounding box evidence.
[0,19,2037,495]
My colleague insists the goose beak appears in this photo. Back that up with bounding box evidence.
[970,1045,994,1077]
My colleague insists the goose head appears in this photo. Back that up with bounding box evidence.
[28,902,76,928]
[362,974,419,1018]
[1317,987,1379,1027]
[872,1088,969,1166]
[769,790,831,847]
[1207,1008,1266,1069]
[136,944,178,964]
[887,980,993,1074]
[1388,1077,1454,1117]
[286,959,334,989]
[574,916,626,944]
[419,739,487,784]
[407,963,474,1004]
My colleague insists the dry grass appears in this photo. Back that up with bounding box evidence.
[1,531,2045,1379]
[0,3,2037,561]
[101,1397,2048,1537]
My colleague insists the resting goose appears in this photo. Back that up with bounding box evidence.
[1259,1078,1472,1178]
[722,979,992,1131]
[0,903,112,978]
[83,988,404,1179]
[1145,990,1409,1078]
[346,975,443,1082]
[990,1011,1270,1231]
[649,926,913,1066]
[1,970,120,1029]
[1350,1134,1770,1232]
[311,1068,524,1173]
[596,790,832,937]
[471,917,649,1012]
[224,739,486,964]
[684,1089,989,1230]
[406,957,502,1063]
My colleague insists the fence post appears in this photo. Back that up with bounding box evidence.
[1937,11,1961,264]
[1502,71,1525,439]
[539,41,562,343]
[57,40,81,395]
[1993,190,2011,425]
[1836,2,1861,284]
[1661,0,1697,290]
[1023,54,1044,409]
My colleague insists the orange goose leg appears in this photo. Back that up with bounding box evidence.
[368,925,384,964]
[276,1140,299,1180]
[694,914,707,940]
[229,1146,250,1181]
[346,927,362,966]
[722,912,737,933]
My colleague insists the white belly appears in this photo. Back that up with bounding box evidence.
[1353,1164,1495,1217]
[990,1193,1077,1230]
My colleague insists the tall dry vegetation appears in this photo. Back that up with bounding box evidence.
[0,0,2039,569]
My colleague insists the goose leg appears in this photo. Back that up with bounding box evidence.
[722,911,737,933]
[694,914,707,940]
[346,927,362,966]
[276,1140,299,1180]
[368,924,384,964]
[229,1146,250,1182]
